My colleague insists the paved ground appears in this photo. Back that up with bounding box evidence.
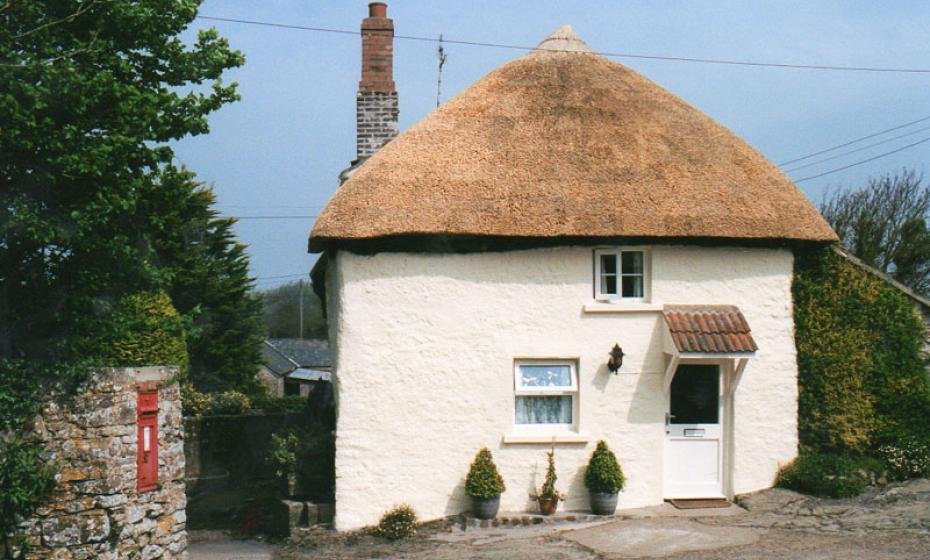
[188,530,274,560]
[197,478,930,559]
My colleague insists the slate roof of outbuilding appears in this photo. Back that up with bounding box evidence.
[308,26,837,252]
[664,305,758,354]
[263,339,331,377]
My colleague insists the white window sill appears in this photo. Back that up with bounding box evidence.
[583,301,664,314]
[501,433,591,444]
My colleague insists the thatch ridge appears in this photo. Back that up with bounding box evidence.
[309,27,837,252]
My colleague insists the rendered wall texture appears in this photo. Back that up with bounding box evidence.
[329,246,798,529]
[12,367,187,559]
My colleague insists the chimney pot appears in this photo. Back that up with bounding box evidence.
[368,2,387,18]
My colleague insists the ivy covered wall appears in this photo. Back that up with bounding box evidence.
[793,247,930,455]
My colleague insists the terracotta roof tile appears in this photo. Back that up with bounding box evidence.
[663,305,758,354]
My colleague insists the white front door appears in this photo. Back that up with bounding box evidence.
[664,364,724,499]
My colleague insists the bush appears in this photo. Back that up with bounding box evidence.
[584,440,626,494]
[0,436,57,538]
[104,291,189,368]
[878,437,930,480]
[251,394,306,414]
[267,432,300,482]
[775,454,870,498]
[465,448,506,499]
[376,504,418,540]
[794,248,930,455]
[207,391,252,415]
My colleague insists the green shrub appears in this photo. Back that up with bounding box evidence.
[376,504,418,540]
[536,449,564,501]
[584,440,626,494]
[207,390,251,415]
[794,248,930,455]
[104,291,190,368]
[465,448,506,499]
[877,437,930,480]
[267,432,300,482]
[775,454,869,498]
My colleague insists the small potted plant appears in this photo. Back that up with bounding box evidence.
[535,448,564,515]
[584,440,626,515]
[465,447,506,519]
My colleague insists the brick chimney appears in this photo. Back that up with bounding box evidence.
[356,2,398,161]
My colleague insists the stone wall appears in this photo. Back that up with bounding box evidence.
[12,367,186,559]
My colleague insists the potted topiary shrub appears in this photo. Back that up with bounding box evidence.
[465,448,506,519]
[584,440,626,515]
[534,449,564,515]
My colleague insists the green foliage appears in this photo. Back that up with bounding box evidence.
[261,281,327,339]
[775,454,870,498]
[537,449,564,501]
[0,436,57,537]
[250,394,306,414]
[102,291,189,368]
[794,247,930,456]
[148,169,265,395]
[205,391,252,415]
[877,437,930,480]
[267,432,300,481]
[376,504,418,540]
[465,448,506,499]
[584,440,626,494]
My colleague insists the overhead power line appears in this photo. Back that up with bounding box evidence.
[196,15,930,74]
[791,135,930,183]
[779,114,930,166]
[231,215,318,220]
[782,124,930,173]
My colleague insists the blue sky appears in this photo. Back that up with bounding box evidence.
[172,1,930,289]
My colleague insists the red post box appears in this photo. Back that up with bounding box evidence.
[137,390,159,492]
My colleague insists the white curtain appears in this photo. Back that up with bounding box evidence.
[515,395,572,424]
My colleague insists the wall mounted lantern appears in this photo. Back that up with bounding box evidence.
[607,343,625,374]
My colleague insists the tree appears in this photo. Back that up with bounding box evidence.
[146,167,264,394]
[820,169,930,294]
[1,0,243,367]
[261,281,328,340]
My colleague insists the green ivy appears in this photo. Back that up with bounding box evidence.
[0,436,57,539]
[775,453,870,498]
[794,247,930,455]
[465,448,506,500]
[103,291,189,369]
[584,440,626,494]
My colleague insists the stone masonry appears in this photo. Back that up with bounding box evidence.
[356,2,398,160]
[11,367,186,559]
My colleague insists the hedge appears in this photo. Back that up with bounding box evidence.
[793,247,930,455]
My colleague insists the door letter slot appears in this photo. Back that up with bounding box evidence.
[684,428,705,437]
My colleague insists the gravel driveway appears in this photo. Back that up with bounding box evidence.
[269,478,930,559]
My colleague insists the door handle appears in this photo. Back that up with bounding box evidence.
[665,412,675,425]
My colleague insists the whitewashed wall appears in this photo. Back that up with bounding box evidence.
[327,246,798,530]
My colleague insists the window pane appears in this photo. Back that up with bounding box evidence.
[518,365,572,388]
[621,275,644,298]
[515,396,572,424]
[621,251,644,274]
[600,254,617,274]
[601,274,617,295]
[670,365,719,424]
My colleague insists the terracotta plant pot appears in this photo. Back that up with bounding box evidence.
[537,497,559,515]
[589,492,618,515]
[472,496,500,519]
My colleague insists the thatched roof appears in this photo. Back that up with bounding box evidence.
[308,26,837,252]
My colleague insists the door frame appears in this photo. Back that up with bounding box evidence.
[662,357,737,500]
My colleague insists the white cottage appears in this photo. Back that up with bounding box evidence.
[309,4,837,530]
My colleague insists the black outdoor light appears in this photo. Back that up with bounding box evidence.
[607,343,625,374]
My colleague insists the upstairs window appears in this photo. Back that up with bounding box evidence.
[595,249,647,301]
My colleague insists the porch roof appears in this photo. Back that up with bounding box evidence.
[663,305,758,354]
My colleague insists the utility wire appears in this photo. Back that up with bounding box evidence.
[779,114,930,166]
[791,136,930,183]
[231,215,318,220]
[782,124,930,173]
[196,15,930,74]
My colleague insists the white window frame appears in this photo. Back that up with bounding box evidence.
[594,248,650,302]
[513,359,579,433]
